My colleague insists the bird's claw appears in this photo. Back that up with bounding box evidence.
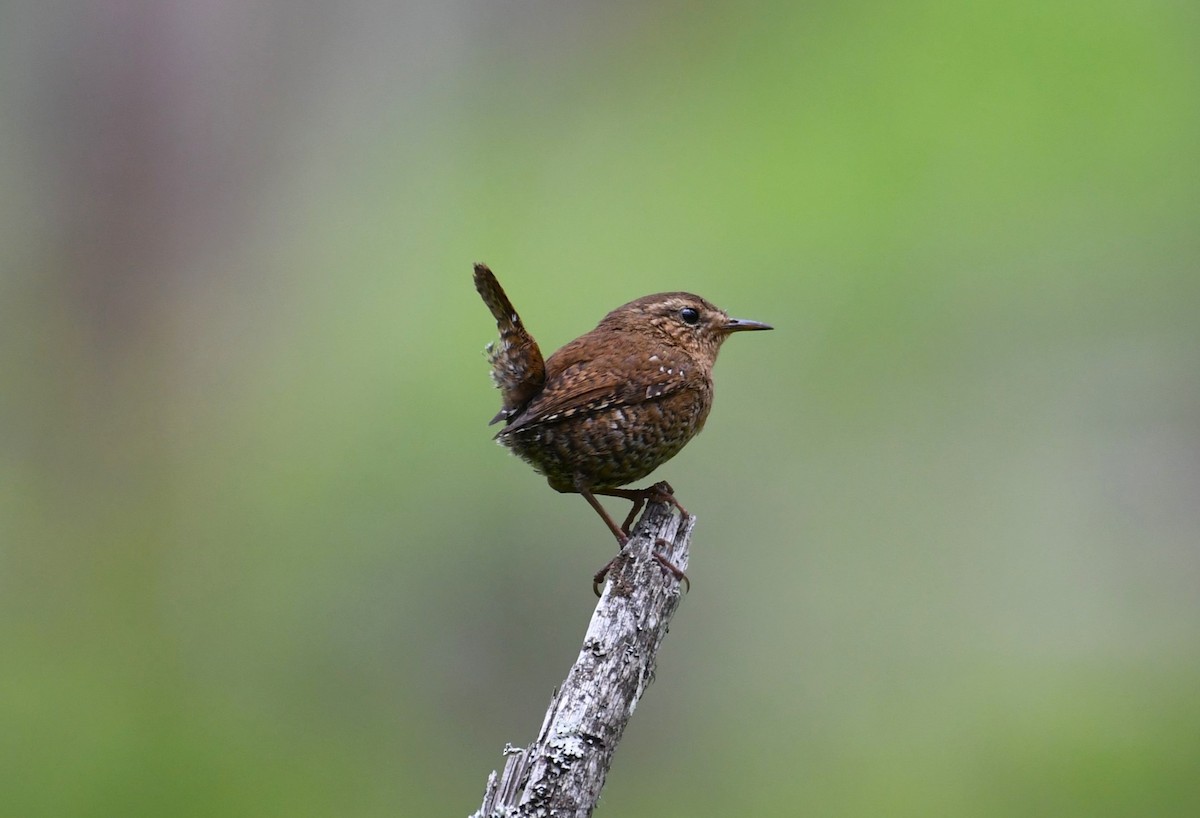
[591,540,688,596]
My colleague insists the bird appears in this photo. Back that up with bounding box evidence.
[473,262,772,590]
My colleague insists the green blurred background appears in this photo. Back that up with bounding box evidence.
[2,1,1198,815]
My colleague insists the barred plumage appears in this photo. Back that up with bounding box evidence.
[473,262,772,557]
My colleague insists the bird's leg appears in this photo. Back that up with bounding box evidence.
[619,495,646,535]
[579,477,691,597]
[576,479,631,597]
[576,480,630,546]
[593,480,690,534]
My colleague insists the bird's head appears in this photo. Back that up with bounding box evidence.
[596,292,773,363]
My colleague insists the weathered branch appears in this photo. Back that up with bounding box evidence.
[471,499,694,818]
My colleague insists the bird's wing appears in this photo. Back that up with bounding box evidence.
[503,341,695,433]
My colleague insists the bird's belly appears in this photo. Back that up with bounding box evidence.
[498,391,710,492]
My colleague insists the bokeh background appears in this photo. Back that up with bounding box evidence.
[3,1,1198,816]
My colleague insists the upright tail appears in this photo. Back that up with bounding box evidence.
[473,263,545,425]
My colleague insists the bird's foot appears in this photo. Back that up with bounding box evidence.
[600,481,690,535]
[591,538,689,597]
[592,555,622,597]
[652,539,690,594]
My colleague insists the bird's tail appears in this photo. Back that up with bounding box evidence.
[473,263,545,425]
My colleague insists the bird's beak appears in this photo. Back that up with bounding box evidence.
[723,317,773,333]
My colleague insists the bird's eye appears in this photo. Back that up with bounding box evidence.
[679,307,700,325]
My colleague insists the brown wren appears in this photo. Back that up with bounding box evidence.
[473,263,772,588]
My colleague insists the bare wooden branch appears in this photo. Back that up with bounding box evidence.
[471,499,694,818]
